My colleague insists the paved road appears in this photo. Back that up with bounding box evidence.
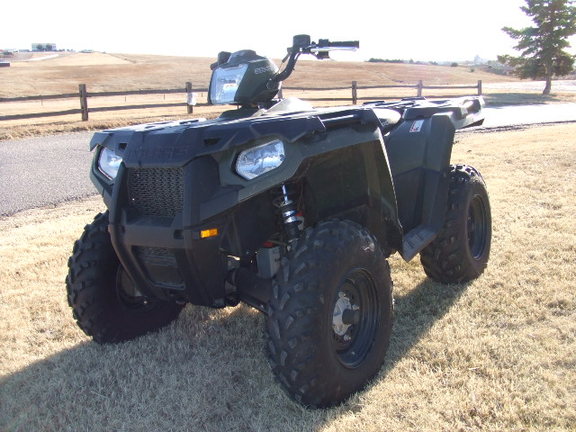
[483,79,576,93]
[483,103,576,128]
[1,103,576,216]
[0,131,94,216]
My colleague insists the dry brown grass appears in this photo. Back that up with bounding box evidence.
[1,124,575,431]
[0,52,517,98]
[0,53,214,97]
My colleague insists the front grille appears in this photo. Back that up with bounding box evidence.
[135,246,174,260]
[134,246,184,287]
[127,168,184,218]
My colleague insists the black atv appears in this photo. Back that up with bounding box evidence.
[66,35,491,408]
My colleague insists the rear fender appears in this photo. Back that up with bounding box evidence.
[385,112,456,260]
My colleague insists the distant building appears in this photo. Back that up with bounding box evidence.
[32,43,57,52]
[474,55,486,65]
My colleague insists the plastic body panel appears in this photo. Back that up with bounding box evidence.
[88,97,484,305]
[384,114,455,259]
[89,106,403,306]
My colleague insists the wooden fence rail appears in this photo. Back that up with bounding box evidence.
[0,80,482,122]
[284,80,483,105]
[0,83,209,122]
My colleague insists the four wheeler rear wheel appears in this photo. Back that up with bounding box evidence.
[420,164,492,283]
[66,212,184,343]
[266,220,393,408]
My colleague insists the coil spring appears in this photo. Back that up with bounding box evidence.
[273,184,302,242]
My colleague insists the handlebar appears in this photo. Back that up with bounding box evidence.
[270,35,359,85]
[289,34,359,55]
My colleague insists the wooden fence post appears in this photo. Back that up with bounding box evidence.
[79,84,88,121]
[186,82,193,114]
[477,80,483,96]
[417,80,423,97]
[352,81,358,105]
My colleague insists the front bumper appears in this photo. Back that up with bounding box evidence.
[94,158,231,307]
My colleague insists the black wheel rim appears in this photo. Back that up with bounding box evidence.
[331,269,379,369]
[115,267,155,310]
[467,194,489,260]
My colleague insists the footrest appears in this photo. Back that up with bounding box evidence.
[401,225,436,261]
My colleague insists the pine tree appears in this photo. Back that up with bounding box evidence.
[498,0,576,94]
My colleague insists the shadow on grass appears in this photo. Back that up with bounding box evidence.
[0,278,469,432]
[483,92,563,107]
[384,278,469,370]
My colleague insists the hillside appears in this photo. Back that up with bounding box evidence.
[0,52,517,98]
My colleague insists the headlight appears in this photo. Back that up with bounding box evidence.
[210,64,248,105]
[235,140,285,180]
[98,147,123,180]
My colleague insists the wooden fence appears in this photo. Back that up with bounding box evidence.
[0,82,208,122]
[0,80,483,122]
[283,80,483,104]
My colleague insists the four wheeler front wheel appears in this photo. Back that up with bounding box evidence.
[266,220,393,408]
[420,164,492,283]
[67,164,489,406]
[66,212,184,343]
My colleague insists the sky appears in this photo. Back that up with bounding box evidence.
[2,0,575,62]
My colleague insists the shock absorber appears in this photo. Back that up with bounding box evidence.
[274,184,302,242]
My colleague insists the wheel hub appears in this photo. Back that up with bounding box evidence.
[329,269,380,369]
[332,291,359,337]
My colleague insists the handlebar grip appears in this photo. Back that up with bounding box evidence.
[317,39,359,49]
